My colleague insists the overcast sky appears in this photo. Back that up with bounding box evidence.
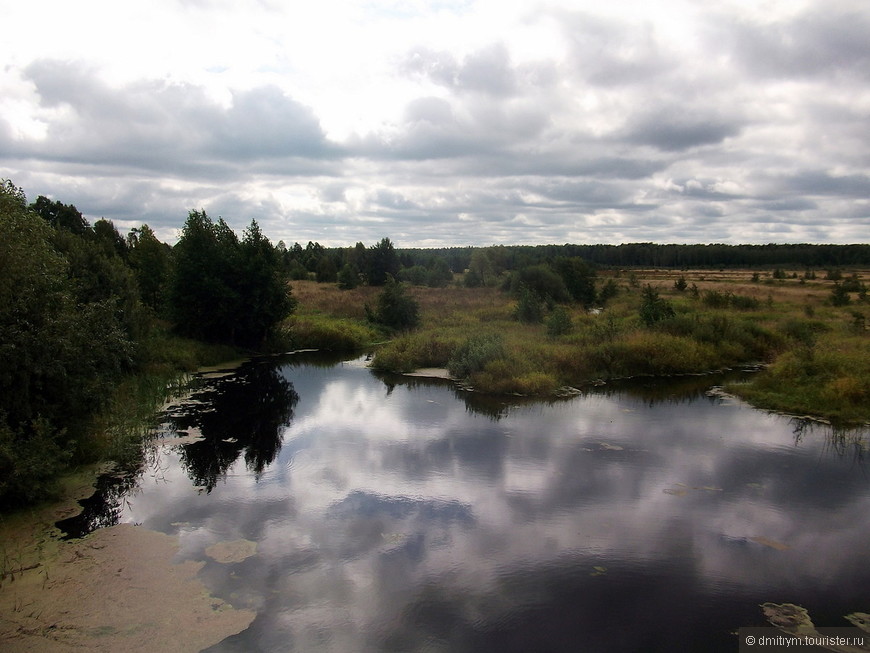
[2,0,869,247]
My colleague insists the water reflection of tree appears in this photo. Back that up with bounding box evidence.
[170,360,299,491]
[55,461,145,538]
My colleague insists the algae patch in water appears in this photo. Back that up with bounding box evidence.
[205,539,258,564]
[750,536,790,551]
[761,603,870,652]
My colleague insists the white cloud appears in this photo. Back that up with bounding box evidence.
[1,0,869,245]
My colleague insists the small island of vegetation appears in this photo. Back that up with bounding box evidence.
[2,178,868,511]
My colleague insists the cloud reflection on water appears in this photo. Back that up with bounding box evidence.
[107,354,870,652]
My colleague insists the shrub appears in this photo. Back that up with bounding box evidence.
[513,285,545,323]
[546,306,573,337]
[447,333,506,379]
[510,265,571,303]
[367,275,420,330]
[337,264,360,290]
[639,285,675,327]
[598,279,619,305]
[830,283,851,306]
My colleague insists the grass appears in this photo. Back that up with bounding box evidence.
[289,271,869,425]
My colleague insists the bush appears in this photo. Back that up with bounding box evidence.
[447,333,506,379]
[510,265,571,303]
[546,306,573,336]
[513,285,545,323]
[639,285,675,327]
[830,283,851,306]
[367,276,420,330]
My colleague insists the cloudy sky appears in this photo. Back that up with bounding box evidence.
[2,0,869,247]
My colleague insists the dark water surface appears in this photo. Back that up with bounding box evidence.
[59,352,870,652]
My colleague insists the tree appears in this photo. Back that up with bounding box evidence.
[510,265,571,304]
[513,285,545,323]
[367,275,420,330]
[830,282,851,307]
[639,284,675,327]
[128,224,171,312]
[366,237,400,286]
[235,220,297,346]
[553,257,597,306]
[1,181,135,506]
[30,195,90,235]
[169,212,294,346]
[337,263,360,290]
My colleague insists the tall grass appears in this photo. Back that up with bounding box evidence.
[294,272,870,422]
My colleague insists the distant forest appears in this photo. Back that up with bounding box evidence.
[395,242,870,272]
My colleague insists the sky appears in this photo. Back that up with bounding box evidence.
[1,0,869,247]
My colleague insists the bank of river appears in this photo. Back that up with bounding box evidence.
[0,469,254,652]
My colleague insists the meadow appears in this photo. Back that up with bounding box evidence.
[284,269,870,426]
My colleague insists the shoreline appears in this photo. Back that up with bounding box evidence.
[0,474,254,652]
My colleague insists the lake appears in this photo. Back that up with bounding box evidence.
[58,351,870,652]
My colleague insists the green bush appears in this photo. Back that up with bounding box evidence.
[367,275,420,330]
[546,306,573,336]
[639,285,675,327]
[513,285,545,323]
[447,333,506,379]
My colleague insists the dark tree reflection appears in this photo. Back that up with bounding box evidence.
[169,359,299,491]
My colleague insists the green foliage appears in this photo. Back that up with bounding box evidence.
[673,275,688,291]
[169,212,295,346]
[1,181,147,508]
[337,263,360,289]
[510,264,571,303]
[0,417,72,510]
[546,306,573,337]
[841,274,865,293]
[128,224,171,312]
[367,275,420,330]
[447,333,506,379]
[553,257,597,305]
[315,256,338,283]
[513,285,545,323]
[731,338,870,424]
[366,237,400,286]
[286,315,380,351]
[598,278,619,305]
[830,282,851,306]
[700,289,760,310]
[638,285,675,327]
[426,257,454,287]
[372,333,457,373]
[779,318,827,347]
[30,195,89,235]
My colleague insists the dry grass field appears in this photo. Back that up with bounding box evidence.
[285,270,869,425]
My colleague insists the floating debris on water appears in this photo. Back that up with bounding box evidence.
[750,536,790,551]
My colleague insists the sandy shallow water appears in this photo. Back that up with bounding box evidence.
[0,472,254,652]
